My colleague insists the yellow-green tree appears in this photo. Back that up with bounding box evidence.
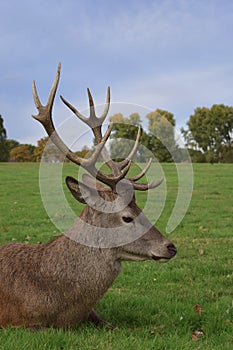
[34,136,66,162]
[146,109,177,162]
[33,137,49,162]
[10,145,35,162]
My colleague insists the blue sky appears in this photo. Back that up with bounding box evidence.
[1,0,233,146]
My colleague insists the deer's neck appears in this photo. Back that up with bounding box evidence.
[41,234,121,298]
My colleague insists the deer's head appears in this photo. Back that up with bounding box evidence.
[32,63,177,262]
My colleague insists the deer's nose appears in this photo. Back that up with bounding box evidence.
[167,243,177,257]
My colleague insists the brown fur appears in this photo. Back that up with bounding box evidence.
[0,182,176,329]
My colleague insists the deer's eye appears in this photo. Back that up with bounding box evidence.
[122,216,133,223]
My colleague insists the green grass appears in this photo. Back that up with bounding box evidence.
[0,162,233,349]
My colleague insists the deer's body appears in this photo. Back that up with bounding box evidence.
[0,64,177,329]
[0,236,120,328]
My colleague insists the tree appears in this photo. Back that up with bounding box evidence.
[34,137,67,162]
[109,113,142,140]
[146,109,177,162]
[33,137,49,162]
[9,144,35,162]
[0,115,8,161]
[182,104,233,163]
[187,149,206,163]
[5,139,20,152]
[109,113,150,162]
[76,145,91,159]
[222,144,233,163]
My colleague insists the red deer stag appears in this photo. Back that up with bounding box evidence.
[0,64,176,329]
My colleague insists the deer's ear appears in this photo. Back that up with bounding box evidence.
[66,176,96,204]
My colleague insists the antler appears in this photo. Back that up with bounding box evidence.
[32,63,161,191]
[60,85,139,176]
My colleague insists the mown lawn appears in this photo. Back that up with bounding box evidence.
[0,162,232,350]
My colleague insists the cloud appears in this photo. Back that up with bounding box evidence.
[0,0,233,145]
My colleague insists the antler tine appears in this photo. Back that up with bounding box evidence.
[47,125,112,168]
[61,87,110,127]
[96,126,143,184]
[61,87,110,144]
[99,86,111,123]
[94,160,132,191]
[87,88,96,122]
[98,126,142,181]
[32,63,61,135]
[126,157,163,192]
[32,80,41,110]
[87,86,110,124]
[80,124,113,167]
[47,62,61,109]
[132,177,164,191]
[128,158,152,182]
[86,87,110,126]
[116,126,141,170]
[60,95,89,124]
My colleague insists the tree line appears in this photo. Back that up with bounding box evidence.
[0,104,233,163]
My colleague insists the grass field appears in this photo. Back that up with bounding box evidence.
[0,162,232,350]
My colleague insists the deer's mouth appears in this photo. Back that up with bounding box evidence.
[151,255,171,262]
[119,252,172,262]
[119,251,150,262]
